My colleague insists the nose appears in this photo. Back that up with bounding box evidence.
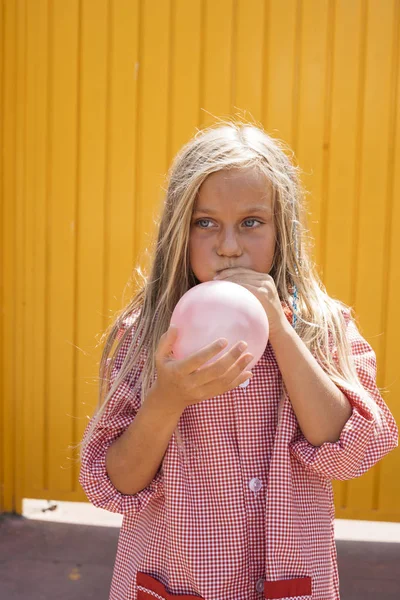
[217,227,242,256]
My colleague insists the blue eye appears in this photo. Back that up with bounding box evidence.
[196,219,212,228]
[243,219,261,228]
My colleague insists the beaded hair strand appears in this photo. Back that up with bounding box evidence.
[292,220,299,328]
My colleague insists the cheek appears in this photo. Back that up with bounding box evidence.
[252,228,276,269]
[189,231,209,253]
[251,227,275,252]
[189,232,209,267]
[265,224,277,253]
[188,233,197,257]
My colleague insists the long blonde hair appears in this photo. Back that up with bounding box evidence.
[80,120,382,461]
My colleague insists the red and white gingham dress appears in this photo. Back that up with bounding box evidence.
[79,305,398,600]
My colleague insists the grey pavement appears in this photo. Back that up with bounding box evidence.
[0,500,399,599]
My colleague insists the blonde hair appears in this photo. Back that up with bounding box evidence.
[80,120,382,463]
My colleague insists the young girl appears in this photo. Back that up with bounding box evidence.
[79,122,398,600]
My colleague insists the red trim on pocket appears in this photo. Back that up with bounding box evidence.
[264,576,312,599]
[137,572,205,600]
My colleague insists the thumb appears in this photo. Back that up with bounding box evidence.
[158,324,179,358]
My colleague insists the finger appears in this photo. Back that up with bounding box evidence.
[176,337,229,374]
[201,364,253,397]
[215,268,262,279]
[215,272,253,280]
[215,275,263,287]
[192,343,253,388]
[225,369,253,391]
[240,283,260,292]
[216,267,254,276]
[221,351,253,384]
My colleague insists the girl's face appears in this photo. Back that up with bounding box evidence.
[189,167,276,282]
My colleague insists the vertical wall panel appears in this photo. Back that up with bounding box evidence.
[233,0,265,124]
[325,0,365,511]
[264,0,297,147]
[24,0,49,500]
[296,0,330,272]
[345,0,397,515]
[2,0,17,513]
[106,0,139,315]
[135,0,171,275]
[324,0,363,306]
[0,0,4,510]
[379,0,400,515]
[15,0,27,513]
[169,0,202,163]
[74,0,108,492]
[24,0,38,497]
[1,0,399,519]
[46,0,79,493]
[201,0,234,127]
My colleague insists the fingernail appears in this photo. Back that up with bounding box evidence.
[238,341,247,351]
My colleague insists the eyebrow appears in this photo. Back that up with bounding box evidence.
[193,205,272,215]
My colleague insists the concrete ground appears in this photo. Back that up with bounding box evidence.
[0,499,399,599]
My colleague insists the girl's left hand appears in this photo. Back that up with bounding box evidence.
[213,268,288,340]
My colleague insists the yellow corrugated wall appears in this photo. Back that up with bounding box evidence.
[1,0,399,519]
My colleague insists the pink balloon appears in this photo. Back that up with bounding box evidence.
[170,280,269,373]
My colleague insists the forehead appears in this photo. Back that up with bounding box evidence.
[196,167,273,210]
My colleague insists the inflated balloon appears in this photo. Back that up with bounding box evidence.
[170,281,269,384]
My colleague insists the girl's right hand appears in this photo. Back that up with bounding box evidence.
[152,325,254,414]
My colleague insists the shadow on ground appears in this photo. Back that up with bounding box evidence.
[1,514,400,599]
[336,538,400,599]
[0,515,117,600]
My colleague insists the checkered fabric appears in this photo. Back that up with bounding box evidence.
[79,305,398,600]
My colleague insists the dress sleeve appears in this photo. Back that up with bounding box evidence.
[78,318,164,515]
[289,309,398,481]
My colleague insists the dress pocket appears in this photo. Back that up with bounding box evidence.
[136,572,205,600]
[264,576,312,599]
